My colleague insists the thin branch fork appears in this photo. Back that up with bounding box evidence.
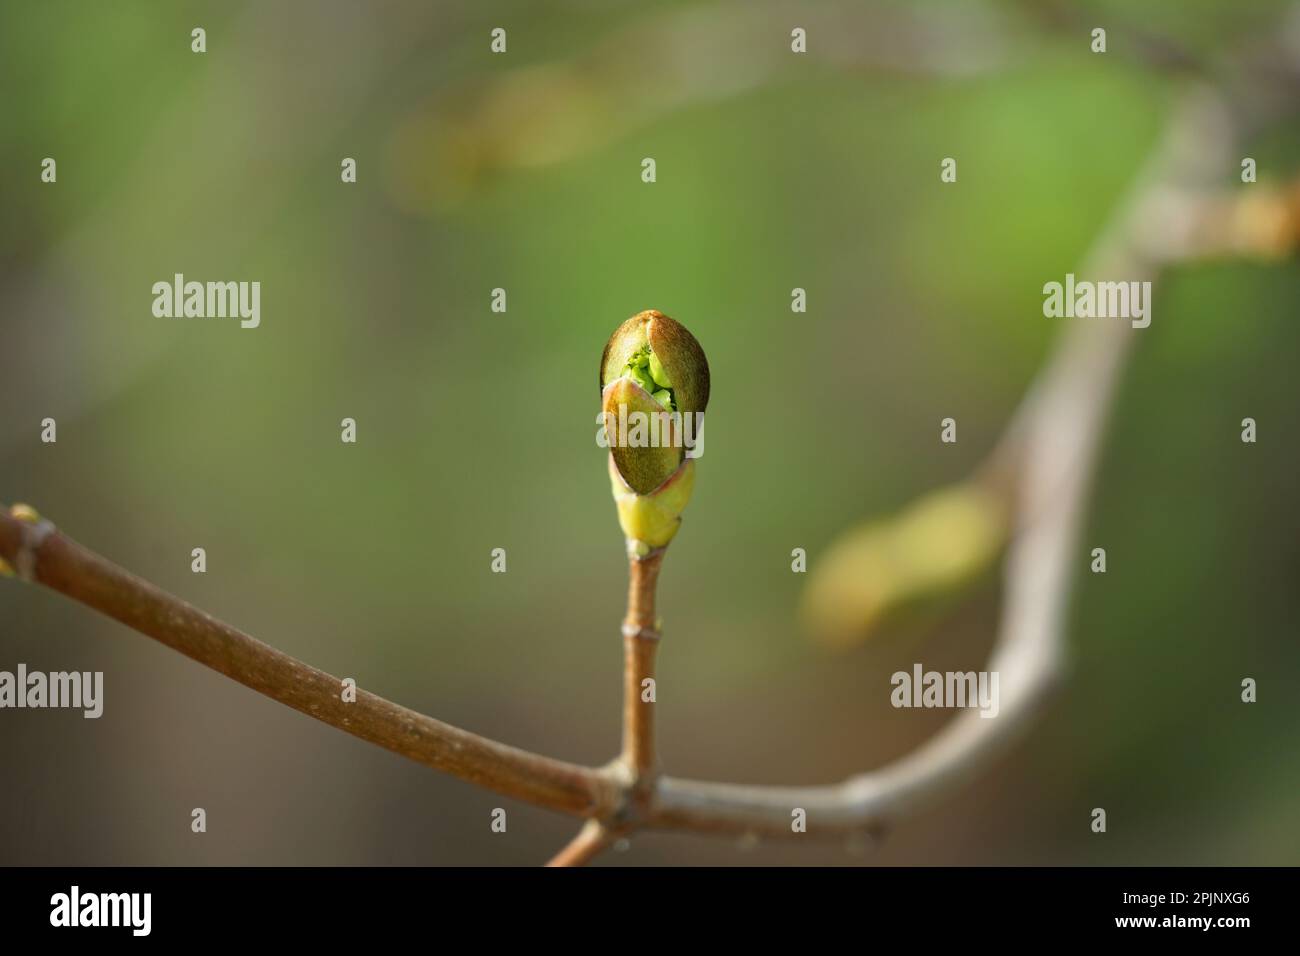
[545,819,614,868]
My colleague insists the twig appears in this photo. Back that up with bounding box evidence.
[0,508,619,820]
[545,820,615,867]
[547,548,667,867]
[644,70,1296,839]
[621,549,664,787]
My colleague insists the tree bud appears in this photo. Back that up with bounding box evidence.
[599,310,710,550]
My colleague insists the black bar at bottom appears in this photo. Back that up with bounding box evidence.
[0,866,1282,941]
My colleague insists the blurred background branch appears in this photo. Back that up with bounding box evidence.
[731,34,1300,841]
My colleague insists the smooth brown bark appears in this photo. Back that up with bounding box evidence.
[620,550,663,787]
[0,508,618,819]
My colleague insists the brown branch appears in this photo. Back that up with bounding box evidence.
[545,820,615,867]
[643,61,1300,840]
[536,546,668,867]
[621,549,664,787]
[538,544,669,866]
[0,507,619,820]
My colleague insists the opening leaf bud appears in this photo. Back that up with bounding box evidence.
[599,310,710,549]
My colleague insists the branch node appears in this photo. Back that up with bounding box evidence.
[1,505,55,583]
[621,622,661,641]
[626,540,668,561]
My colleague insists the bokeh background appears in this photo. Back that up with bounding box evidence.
[1,0,1297,865]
